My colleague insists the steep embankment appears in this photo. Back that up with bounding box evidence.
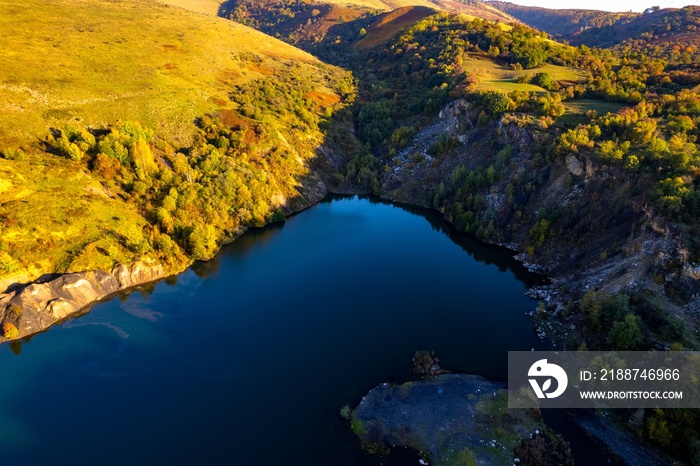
[378,98,699,348]
[0,0,356,341]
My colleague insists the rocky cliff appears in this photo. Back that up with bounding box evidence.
[378,99,700,347]
[0,262,166,342]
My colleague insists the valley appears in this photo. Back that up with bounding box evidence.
[1,0,700,464]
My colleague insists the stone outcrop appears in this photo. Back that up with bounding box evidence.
[0,262,166,342]
[351,374,545,465]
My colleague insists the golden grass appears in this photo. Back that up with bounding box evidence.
[559,99,627,126]
[382,0,441,9]
[157,0,223,15]
[316,0,438,10]
[356,5,438,49]
[464,54,587,94]
[0,0,346,289]
[0,0,321,148]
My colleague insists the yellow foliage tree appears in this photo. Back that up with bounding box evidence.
[3,322,19,339]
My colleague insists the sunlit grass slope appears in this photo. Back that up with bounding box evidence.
[0,0,322,148]
[157,0,223,15]
[318,0,438,10]
[465,55,587,93]
[0,0,349,291]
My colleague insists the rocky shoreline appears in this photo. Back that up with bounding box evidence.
[376,98,700,350]
[0,262,167,343]
[348,372,582,466]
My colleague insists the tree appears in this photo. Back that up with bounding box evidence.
[607,314,643,350]
[130,138,158,179]
[511,39,547,69]
[481,91,510,117]
[533,72,553,90]
[188,224,218,261]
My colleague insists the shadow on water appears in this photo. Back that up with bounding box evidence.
[206,193,547,287]
[190,220,287,279]
[369,195,547,287]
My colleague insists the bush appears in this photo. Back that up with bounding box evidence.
[481,91,511,117]
[0,252,20,273]
[532,72,553,90]
[3,322,19,339]
[2,148,26,160]
[607,314,643,350]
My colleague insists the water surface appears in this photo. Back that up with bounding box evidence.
[0,196,546,464]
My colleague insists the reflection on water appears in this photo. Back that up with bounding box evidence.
[0,195,548,465]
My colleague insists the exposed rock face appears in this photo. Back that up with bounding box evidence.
[0,262,165,342]
[379,99,700,346]
[565,154,584,177]
[351,374,544,465]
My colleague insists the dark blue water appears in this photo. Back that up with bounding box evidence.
[0,196,547,465]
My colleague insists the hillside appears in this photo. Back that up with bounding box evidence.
[486,1,638,39]
[157,0,223,15]
[574,5,700,48]
[0,0,330,147]
[0,0,353,294]
[429,0,515,22]
[224,0,373,47]
[222,0,517,39]
[487,1,700,49]
[355,6,438,49]
[297,0,517,21]
[324,0,438,10]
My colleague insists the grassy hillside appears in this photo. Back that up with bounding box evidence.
[0,0,324,148]
[268,0,515,19]
[0,0,353,291]
[430,0,514,22]
[324,0,438,10]
[225,0,373,47]
[158,0,223,15]
[355,5,437,49]
[464,54,585,93]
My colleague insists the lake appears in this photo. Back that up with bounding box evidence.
[0,195,555,464]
